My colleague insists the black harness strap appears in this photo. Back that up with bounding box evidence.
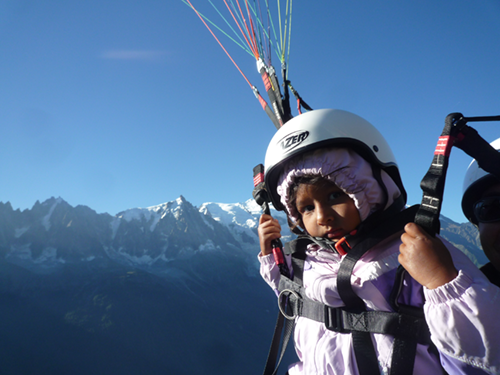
[284,236,309,284]
[278,275,430,343]
[337,228,381,374]
[336,205,420,375]
[263,206,426,375]
[262,309,295,375]
[414,113,500,236]
[261,238,309,375]
[413,114,457,235]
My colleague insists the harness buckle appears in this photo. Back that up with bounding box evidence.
[278,289,300,320]
[334,230,357,255]
[324,306,346,333]
[334,237,350,256]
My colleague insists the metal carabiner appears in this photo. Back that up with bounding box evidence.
[278,288,300,320]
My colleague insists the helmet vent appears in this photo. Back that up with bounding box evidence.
[373,145,379,152]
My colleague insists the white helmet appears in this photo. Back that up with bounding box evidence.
[264,109,406,212]
[462,137,500,224]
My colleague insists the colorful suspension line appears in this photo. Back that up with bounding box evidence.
[183,0,310,130]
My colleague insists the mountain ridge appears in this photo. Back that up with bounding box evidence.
[0,195,489,375]
[0,195,488,274]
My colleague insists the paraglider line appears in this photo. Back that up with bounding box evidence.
[185,0,253,88]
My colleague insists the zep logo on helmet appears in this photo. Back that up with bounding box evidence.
[278,131,309,153]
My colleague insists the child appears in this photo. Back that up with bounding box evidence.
[258,109,499,374]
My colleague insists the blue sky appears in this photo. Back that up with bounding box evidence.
[1,0,499,223]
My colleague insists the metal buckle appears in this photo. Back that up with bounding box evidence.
[278,289,299,320]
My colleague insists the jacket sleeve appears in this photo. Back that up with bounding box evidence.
[258,252,294,294]
[423,239,500,374]
[259,253,281,293]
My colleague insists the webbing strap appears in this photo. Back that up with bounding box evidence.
[280,63,293,122]
[283,236,309,285]
[414,112,500,236]
[336,206,420,375]
[414,113,457,235]
[336,205,419,306]
[261,309,295,375]
[278,276,430,340]
[390,336,417,374]
[253,87,282,130]
[259,66,285,128]
[337,235,380,373]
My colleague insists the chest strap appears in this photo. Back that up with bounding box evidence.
[278,275,431,344]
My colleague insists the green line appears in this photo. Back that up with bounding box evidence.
[182,0,254,57]
[183,0,288,65]
[248,0,282,64]
[207,0,255,55]
[286,0,292,68]
[265,0,283,62]
[228,0,258,55]
[248,0,269,62]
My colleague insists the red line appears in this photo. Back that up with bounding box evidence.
[185,0,253,88]
[235,0,259,58]
[223,0,258,57]
[243,0,259,58]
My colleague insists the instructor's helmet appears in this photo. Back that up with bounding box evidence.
[264,108,406,212]
[462,137,500,224]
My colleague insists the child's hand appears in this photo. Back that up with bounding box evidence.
[399,222,458,289]
[258,214,282,256]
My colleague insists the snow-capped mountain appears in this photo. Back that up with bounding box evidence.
[0,196,261,275]
[199,199,294,253]
[0,196,294,375]
[0,195,487,275]
[0,195,487,375]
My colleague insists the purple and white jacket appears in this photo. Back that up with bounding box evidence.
[259,148,500,374]
[260,235,500,374]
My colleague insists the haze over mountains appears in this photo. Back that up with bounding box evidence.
[0,196,486,374]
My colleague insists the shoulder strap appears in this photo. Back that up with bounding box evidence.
[283,236,310,286]
[337,205,419,307]
[336,205,420,375]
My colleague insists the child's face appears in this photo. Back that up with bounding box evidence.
[295,180,361,241]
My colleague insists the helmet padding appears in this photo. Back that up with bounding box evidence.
[277,148,402,224]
